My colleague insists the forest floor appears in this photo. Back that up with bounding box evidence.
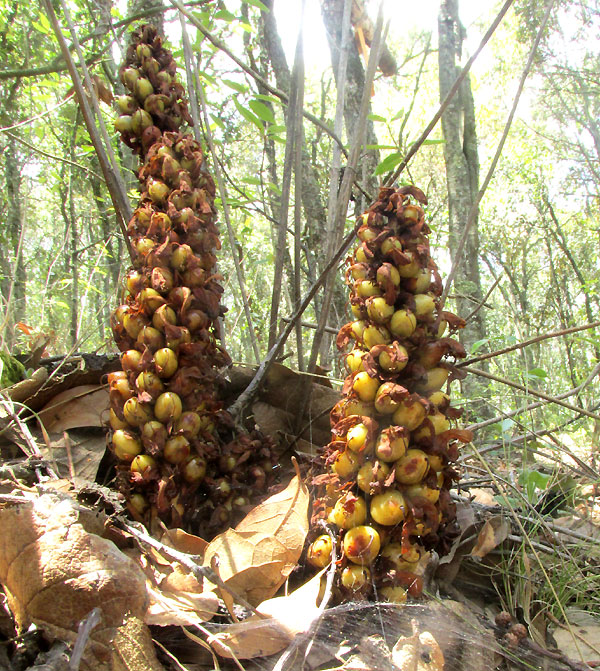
[0,355,598,671]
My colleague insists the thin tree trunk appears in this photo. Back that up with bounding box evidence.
[438,0,489,418]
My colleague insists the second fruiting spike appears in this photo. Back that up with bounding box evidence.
[108,25,275,533]
[308,185,473,601]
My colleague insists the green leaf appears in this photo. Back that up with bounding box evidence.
[242,0,269,11]
[471,338,489,354]
[526,367,548,379]
[267,124,286,135]
[391,109,405,121]
[241,176,262,185]
[53,300,70,309]
[268,182,281,195]
[366,144,398,150]
[255,94,281,104]
[368,113,387,123]
[223,78,248,94]
[373,152,403,176]
[249,99,275,123]
[215,9,237,22]
[421,139,446,146]
[233,98,264,132]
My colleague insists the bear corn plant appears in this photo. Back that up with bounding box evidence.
[108,25,275,533]
[308,185,473,602]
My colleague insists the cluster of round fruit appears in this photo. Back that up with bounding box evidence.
[114,24,192,154]
[307,185,472,601]
[108,25,275,532]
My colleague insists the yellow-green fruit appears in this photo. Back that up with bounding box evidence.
[136,370,165,397]
[128,493,148,515]
[397,251,420,278]
[436,320,448,338]
[413,412,450,440]
[351,303,365,318]
[414,293,436,318]
[112,430,142,462]
[346,422,372,453]
[332,450,361,478]
[307,535,333,568]
[332,494,367,529]
[123,398,153,427]
[346,349,366,373]
[356,460,390,493]
[370,490,406,526]
[356,280,382,298]
[358,226,378,242]
[395,449,430,484]
[381,543,418,571]
[366,297,395,324]
[155,392,183,422]
[379,585,407,603]
[343,399,375,418]
[374,382,402,415]
[381,237,402,256]
[363,325,391,348]
[130,454,156,473]
[343,525,381,564]
[389,309,417,338]
[375,431,409,462]
[154,347,178,378]
[174,411,202,439]
[413,269,432,293]
[355,247,368,263]
[351,320,367,341]
[428,391,450,407]
[109,409,129,431]
[392,401,427,431]
[376,263,400,288]
[121,349,143,373]
[164,435,190,463]
[428,454,444,471]
[379,344,408,373]
[416,367,449,393]
[341,565,371,591]
[183,456,207,483]
[352,371,380,402]
[405,483,440,504]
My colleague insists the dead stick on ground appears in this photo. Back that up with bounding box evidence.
[122,521,264,617]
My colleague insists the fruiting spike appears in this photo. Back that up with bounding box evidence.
[108,24,276,533]
[309,185,472,601]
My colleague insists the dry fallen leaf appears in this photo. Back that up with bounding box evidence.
[391,620,445,671]
[38,430,107,481]
[470,516,510,559]
[203,472,309,605]
[0,493,159,670]
[38,385,109,432]
[210,568,326,659]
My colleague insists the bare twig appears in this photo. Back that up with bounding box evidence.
[42,0,134,261]
[307,6,387,375]
[465,273,503,323]
[168,0,347,156]
[268,16,303,351]
[468,361,600,432]
[5,130,102,179]
[69,608,101,671]
[383,0,515,186]
[293,10,306,371]
[0,93,74,131]
[228,223,360,422]
[464,364,600,423]
[458,320,600,368]
[438,0,554,314]
[122,521,263,616]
